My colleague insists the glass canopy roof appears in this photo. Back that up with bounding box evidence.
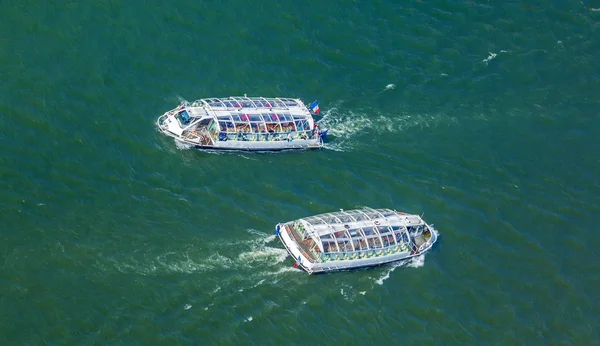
[295,208,426,253]
[193,97,303,110]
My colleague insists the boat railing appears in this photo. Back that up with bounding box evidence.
[317,242,411,262]
[218,130,313,142]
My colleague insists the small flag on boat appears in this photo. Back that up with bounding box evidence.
[309,100,320,114]
[293,255,301,268]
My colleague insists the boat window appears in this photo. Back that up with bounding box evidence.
[364,211,381,220]
[348,229,361,238]
[367,237,382,249]
[382,234,395,247]
[231,114,242,122]
[319,234,332,240]
[280,113,293,122]
[338,240,353,252]
[177,111,191,125]
[334,231,345,239]
[401,232,409,244]
[338,215,352,223]
[325,216,341,224]
[353,238,367,250]
[376,226,391,234]
[323,241,337,253]
[362,227,375,236]
[249,114,262,122]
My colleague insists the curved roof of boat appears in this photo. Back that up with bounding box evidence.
[296,207,426,252]
[191,96,307,111]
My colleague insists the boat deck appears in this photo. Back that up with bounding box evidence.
[285,224,317,263]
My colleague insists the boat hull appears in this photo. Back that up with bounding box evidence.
[189,139,322,151]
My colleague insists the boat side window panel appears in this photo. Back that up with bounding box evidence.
[394,230,404,242]
[338,215,352,223]
[365,211,381,220]
[367,237,382,249]
[334,231,345,239]
[382,234,395,247]
[362,227,375,236]
[323,241,337,253]
[350,212,368,221]
[352,238,367,250]
[343,241,354,252]
[249,114,262,122]
[349,229,362,239]
[326,216,341,224]
[401,232,409,244]
[377,226,391,234]
[231,114,242,122]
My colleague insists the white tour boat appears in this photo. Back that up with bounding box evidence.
[275,207,437,274]
[157,96,327,151]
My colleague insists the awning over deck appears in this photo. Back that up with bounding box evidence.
[296,208,426,254]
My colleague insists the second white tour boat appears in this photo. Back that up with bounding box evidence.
[157,96,327,151]
[276,207,438,274]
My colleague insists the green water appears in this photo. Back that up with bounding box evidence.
[1,0,599,344]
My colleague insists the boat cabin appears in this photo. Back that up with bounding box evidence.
[284,208,429,263]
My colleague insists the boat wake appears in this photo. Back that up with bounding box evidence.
[174,140,193,150]
[375,254,426,285]
[104,229,294,277]
[318,102,455,151]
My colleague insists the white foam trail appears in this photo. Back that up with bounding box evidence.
[319,107,453,151]
[174,140,192,150]
[376,263,398,285]
[406,254,425,268]
[380,84,395,93]
[483,52,497,65]
[184,304,192,310]
[375,254,428,285]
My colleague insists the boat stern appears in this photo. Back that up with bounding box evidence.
[275,223,315,274]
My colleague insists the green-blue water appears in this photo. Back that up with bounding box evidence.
[1,0,599,344]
